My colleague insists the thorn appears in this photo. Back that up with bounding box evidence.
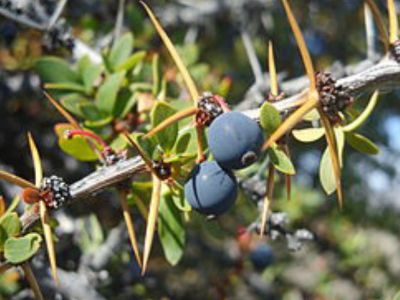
[141,174,162,275]
[118,190,143,269]
[262,92,319,150]
[143,107,198,139]
[140,1,200,102]
[21,263,45,300]
[39,201,59,284]
[281,0,316,89]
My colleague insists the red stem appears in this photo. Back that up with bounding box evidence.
[65,129,109,150]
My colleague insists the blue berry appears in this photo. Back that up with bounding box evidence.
[184,161,238,216]
[249,244,275,271]
[208,112,264,169]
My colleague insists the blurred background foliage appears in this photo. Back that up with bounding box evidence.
[1,0,400,299]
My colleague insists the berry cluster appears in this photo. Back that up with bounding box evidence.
[196,92,225,126]
[315,72,353,124]
[40,175,71,209]
[102,147,127,166]
[43,20,75,51]
[185,111,264,216]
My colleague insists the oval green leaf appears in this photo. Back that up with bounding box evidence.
[0,213,21,238]
[345,132,379,155]
[268,146,296,175]
[158,192,186,266]
[151,101,179,152]
[292,127,325,143]
[34,56,80,83]
[96,71,126,114]
[108,33,134,71]
[4,233,42,264]
[260,102,282,134]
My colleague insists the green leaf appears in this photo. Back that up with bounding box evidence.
[174,132,191,154]
[345,132,379,155]
[82,64,103,92]
[4,233,42,264]
[108,33,134,71]
[78,102,106,121]
[302,108,320,121]
[260,102,282,134]
[96,71,126,113]
[0,213,21,238]
[34,56,80,83]
[60,94,91,118]
[112,89,134,118]
[116,51,146,72]
[119,92,137,118]
[45,82,87,93]
[158,192,185,266]
[176,44,199,66]
[55,125,98,161]
[151,101,179,152]
[83,116,113,128]
[268,146,296,175]
[0,196,20,225]
[319,129,345,195]
[292,127,325,143]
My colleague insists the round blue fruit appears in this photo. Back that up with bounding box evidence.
[184,161,238,216]
[249,244,275,271]
[208,111,264,169]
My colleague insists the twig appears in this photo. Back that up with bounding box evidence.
[240,29,264,85]
[18,56,400,231]
[0,7,45,30]
[364,3,377,61]
[47,0,68,29]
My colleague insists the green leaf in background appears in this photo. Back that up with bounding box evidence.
[112,89,135,118]
[55,124,98,161]
[292,127,325,143]
[119,92,138,118]
[116,50,146,72]
[34,56,80,83]
[0,196,20,225]
[108,33,134,71]
[4,233,42,264]
[260,102,282,134]
[268,146,295,175]
[0,213,21,238]
[60,94,92,118]
[345,132,379,155]
[176,44,199,66]
[319,129,345,195]
[84,116,114,129]
[96,71,126,114]
[79,102,106,121]
[44,82,87,94]
[82,64,104,93]
[151,101,179,152]
[78,214,104,253]
[158,192,186,266]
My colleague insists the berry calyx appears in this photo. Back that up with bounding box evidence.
[40,175,71,209]
[184,161,238,216]
[208,112,264,169]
